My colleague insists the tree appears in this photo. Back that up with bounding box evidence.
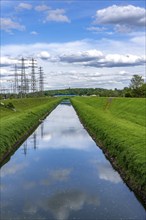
[130,75,144,89]
[138,83,146,97]
[123,87,132,97]
[129,75,145,97]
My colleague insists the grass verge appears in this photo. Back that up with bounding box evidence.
[71,97,146,205]
[0,97,62,163]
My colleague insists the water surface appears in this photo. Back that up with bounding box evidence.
[1,104,145,220]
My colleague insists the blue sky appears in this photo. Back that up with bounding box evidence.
[1,0,146,91]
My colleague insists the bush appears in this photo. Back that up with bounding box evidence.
[6,102,15,109]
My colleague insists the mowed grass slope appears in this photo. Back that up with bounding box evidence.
[71,97,146,200]
[0,97,61,161]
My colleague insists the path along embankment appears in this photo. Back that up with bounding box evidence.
[0,97,62,164]
[71,97,146,206]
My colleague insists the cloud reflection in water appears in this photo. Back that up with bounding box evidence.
[46,190,100,220]
[31,105,95,151]
[40,168,72,186]
[23,189,100,220]
[92,160,121,184]
[1,162,28,178]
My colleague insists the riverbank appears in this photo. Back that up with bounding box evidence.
[71,97,146,206]
[0,97,62,164]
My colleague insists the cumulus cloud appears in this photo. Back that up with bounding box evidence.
[59,50,104,63]
[1,39,145,90]
[0,18,25,33]
[85,54,146,68]
[59,50,146,68]
[35,5,70,23]
[16,3,32,11]
[93,5,146,32]
[45,9,70,23]
[0,56,18,67]
[35,4,50,11]
[37,51,51,60]
[114,24,132,33]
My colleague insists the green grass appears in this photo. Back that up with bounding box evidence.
[0,97,62,161]
[71,97,146,200]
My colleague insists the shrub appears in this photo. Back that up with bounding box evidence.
[6,102,15,109]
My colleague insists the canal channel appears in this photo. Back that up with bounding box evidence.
[0,103,145,220]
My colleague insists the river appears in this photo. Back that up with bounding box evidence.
[0,103,145,220]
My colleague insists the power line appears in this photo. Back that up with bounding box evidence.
[20,57,28,96]
[39,66,44,94]
[30,58,37,93]
[14,64,18,94]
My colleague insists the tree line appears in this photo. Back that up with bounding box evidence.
[1,74,145,99]
[44,75,145,98]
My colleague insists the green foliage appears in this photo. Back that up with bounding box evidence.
[6,102,15,109]
[130,74,144,89]
[43,75,145,98]
[71,97,146,197]
[140,83,146,97]
[44,87,123,97]
[0,97,62,161]
[128,75,145,97]
[131,83,146,97]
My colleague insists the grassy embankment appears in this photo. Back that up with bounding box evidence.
[71,97,146,203]
[0,97,62,162]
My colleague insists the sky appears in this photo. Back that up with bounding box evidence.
[0,0,146,91]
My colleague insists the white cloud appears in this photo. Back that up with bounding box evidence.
[88,54,146,68]
[87,26,107,33]
[0,68,11,77]
[130,36,146,46]
[30,31,38,35]
[0,18,25,33]
[114,24,132,33]
[45,9,70,23]
[94,5,146,32]
[35,4,50,11]
[119,70,129,76]
[16,3,32,11]
[59,50,104,63]
[37,51,51,60]
[1,38,145,90]
[0,56,18,67]
[59,51,146,68]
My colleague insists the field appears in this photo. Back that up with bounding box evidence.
[71,97,146,201]
[0,97,61,162]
